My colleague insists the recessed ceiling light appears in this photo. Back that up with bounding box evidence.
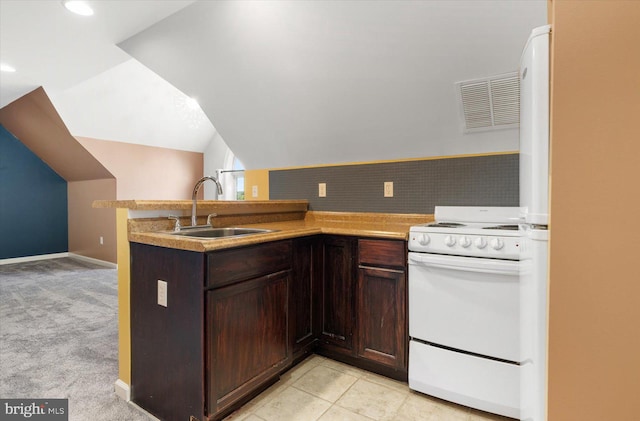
[185,97,200,110]
[0,63,16,73]
[62,1,94,16]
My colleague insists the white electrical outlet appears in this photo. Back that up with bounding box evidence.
[157,280,168,307]
[384,181,394,197]
[318,183,327,197]
[99,236,104,245]
[252,185,259,198]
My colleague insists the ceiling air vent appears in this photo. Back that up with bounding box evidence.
[456,73,520,133]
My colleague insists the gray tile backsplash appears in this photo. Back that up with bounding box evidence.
[269,154,518,214]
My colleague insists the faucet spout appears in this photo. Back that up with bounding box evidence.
[191,176,224,226]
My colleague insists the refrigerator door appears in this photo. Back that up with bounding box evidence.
[519,25,551,226]
[520,226,549,421]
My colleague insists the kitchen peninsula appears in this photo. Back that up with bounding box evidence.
[94,200,433,421]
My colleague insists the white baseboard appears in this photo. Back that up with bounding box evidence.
[114,379,131,401]
[0,252,117,268]
[0,252,69,265]
[69,253,117,269]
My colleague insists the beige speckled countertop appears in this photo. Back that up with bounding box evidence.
[93,199,434,252]
[126,210,434,253]
[93,199,308,214]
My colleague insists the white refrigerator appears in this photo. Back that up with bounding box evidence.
[518,24,551,421]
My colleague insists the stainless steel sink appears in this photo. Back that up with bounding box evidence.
[170,227,276,238]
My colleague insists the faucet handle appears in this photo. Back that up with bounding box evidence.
[207,213,218,227]
[168,215,182,232]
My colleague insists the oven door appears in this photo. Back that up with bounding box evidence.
[408,252,520,362]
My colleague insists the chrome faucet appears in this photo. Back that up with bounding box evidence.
[168,215,182,232]
[191,176,223,226]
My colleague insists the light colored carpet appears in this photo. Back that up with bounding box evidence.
[0,258,152,420]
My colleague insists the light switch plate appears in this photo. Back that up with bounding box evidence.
[252,185,258,198]
[157,280,167,307]
[384,181,394,197]
[318,183,327,197]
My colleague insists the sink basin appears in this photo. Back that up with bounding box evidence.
[170,227,276,238]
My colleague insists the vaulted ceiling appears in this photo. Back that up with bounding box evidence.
[0,0,196,104]
[0,0,546,169]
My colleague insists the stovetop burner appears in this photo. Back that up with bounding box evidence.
[427,222,466,228]
[426,222,520,231]
[482,225,519,231]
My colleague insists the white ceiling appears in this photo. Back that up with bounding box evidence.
[0,0,196,106]
[0,0,216,153]
[1,0,547,168]
[50,58,216,152]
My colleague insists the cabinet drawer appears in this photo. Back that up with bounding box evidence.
[358,239,406,269]
[207,240,292,288]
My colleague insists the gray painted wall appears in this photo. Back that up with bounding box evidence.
[120,1,546,168]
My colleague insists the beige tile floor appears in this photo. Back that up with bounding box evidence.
[223,355,513,421]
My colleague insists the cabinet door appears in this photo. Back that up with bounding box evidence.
[320,236,356,352]
[291,237,321,356]
[357,266,406,370]
[207,270,290,416]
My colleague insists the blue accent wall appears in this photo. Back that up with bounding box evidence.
[0,125,68,259]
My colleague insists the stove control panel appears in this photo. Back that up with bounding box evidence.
[409,232,520,260]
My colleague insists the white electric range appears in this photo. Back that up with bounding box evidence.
[408,206,522,419]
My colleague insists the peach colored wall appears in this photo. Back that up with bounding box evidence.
[77,137,203,200]
[548,2,640,420]
[68,179,117,263]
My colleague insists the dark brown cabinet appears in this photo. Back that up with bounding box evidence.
[357,239,407,371]
[357,268,406,369]
[207,241,292,419]
[208,270,290,416]
[206,241,291,289]
[319,236,356,354]
[317,237,408,379]
[130,240,292,421]
[291,237,321,360]
[130,234,408,420]
[130,243,206,421]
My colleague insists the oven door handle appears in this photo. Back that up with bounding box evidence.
[408,253,519,275]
